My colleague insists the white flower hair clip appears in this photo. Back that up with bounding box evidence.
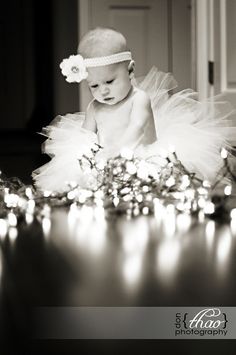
[60,51,133,83]
[60,54,88,83]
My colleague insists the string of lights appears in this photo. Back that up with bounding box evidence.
[0,147,236,237]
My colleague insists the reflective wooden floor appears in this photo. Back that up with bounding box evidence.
[1,206,236,353]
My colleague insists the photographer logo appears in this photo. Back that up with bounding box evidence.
[175,308,228,337]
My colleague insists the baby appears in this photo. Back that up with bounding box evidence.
[33,27,236,192]
[78,27,157,160]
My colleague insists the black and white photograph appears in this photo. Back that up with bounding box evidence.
[1,0,236,354]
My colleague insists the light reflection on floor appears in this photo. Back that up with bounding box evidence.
[42,208,236,289]
[155,238,181,284]
[3,205,235,305]
[0,248,2,286]
[215,226,232,277]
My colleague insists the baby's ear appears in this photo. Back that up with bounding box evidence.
[128,60,135,78]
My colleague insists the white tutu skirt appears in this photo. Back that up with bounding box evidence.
[32,114,99,192]
[33,68,236,192]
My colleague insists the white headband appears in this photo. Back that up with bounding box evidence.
[60,51,132,83]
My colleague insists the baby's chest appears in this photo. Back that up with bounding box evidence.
[95,101,133,133]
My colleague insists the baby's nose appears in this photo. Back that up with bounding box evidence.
[100,85,110,96]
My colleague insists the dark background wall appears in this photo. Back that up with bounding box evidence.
[0,0,78,182]
[0,0,192,184]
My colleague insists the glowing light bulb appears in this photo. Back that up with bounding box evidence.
[198,197,206,208]
[203,180,211,188]
[113,197,119,207]
[67,190,76,200]
[142,206,149,215]
[224,185,232,196]
[180,175,190,189]
[230,208,236,220]
[204,202,215,215]
[166,176,175,187]
[43,190,52,197]
[8,212,17,227]
[4,193,19,208]
[221,148,228,159]
[25,187,33,199]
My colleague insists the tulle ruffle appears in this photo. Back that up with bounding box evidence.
[32,113,98,192]
[136,68,236,181]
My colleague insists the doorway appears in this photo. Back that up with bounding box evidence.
[194,0,236,108]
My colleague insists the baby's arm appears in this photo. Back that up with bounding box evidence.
[82,100,97,133]
[98,91,153,160]
[116,90,153,150]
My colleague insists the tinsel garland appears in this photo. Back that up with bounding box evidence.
[0,147,236,234]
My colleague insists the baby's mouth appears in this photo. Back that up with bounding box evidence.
[104,97,114,101]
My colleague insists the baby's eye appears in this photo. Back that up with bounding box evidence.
[90,84,98,89]
[106,79,114,84]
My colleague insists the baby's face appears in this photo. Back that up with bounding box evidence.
[86,63,132,105]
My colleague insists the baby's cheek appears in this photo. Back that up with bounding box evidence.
[92,90,99,98]
[115,84,122,96]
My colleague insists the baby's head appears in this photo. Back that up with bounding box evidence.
[78,27,135,105]
[78,27,128,58]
